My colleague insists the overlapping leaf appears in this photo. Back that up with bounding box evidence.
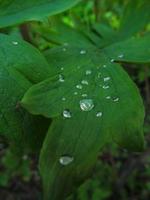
[0,0,81,28]
[0,34,51,150]
[22,44,145,199]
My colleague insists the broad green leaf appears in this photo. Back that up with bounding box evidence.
[0,0,81,28]
[22,45,145,199]
[118,0,150,39]
[104,34,150,63]
[0,34,51,150]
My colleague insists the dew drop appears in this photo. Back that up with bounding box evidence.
[118,54,124,58]
[82,94,88,97]
[63,42,68,46]
[22,155,28,160]
[63,110,71,118]
[62,97,66,101]
[103,85,110,89]
[76,84,83,89]
[74,91,78,95]
[80,50,86,55]
[113,97,119,102]
[81,80,88,85]
[59,156,74,166]
[59,74,65,82]
[110,59,114,63]
[62,47,67,51]
[106,96,111,99]
[104,77,110,82]
[103,65,107,68]
[96,112,102,117]
[12,41,18,45]
[61,67,64,71]
[80,99,94,111]
[85,70,92,75]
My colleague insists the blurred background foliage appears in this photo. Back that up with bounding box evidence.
[0,0,150,199]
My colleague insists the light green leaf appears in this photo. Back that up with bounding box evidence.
[104,34,150,63]
[22,45,145,199]
[0,34,50,150]
[0,0,81,28]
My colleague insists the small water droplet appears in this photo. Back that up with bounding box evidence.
[64,42,68,46]
[61,67,64,71]
[80,50,86,55]
[113,97,119,102]
[106,96,111,99]
[59,156,74,166]
[76,84,83,89]
[62,97,66,101]
[62,47,67,51]
[22,155,28,160]
[96,112,102,117]
[104,77,110,82]
[85,70,92,75]
[82,94,88,97]
[118,54,124,58]
[59,74,65,82]
[74,92,78,95]
[103,85,110,89]
[12,41,18,45]
[80,99,94,111]
[110,59,114,63]
[81,80,88,85]
[103,65,107,68]
[63,110,71,118]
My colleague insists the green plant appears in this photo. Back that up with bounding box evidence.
[0,0,149,199]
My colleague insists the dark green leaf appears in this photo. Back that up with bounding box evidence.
[0,0,81,28]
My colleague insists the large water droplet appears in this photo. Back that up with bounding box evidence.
[76,84,83,89]
[63,110,71,118]
[85,70,92,75]
[81,80,88,85]
[106,96,111,99]
[80,99,94,111]
[104,77,110,82]
[80,50,86,55]
[96,112,102,117]
[59,156,74,166]
[59,74,65,82]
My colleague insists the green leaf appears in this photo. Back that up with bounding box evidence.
[22,45,145,199]
[0,0,81,28]
[0,34,50,150]
[118,0,150,39]
[104,34,150,63]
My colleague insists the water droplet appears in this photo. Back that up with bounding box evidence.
[74,92,78,95]
[12,41,18,45]
[85,70,92,75]
[80,50,86,55]
[104,77,110,82]
[103,65,107,68]
[22,155,28,160]
[61,67,64,71]
[59,74,65,82]
[110,59,114,63]
[118,54,124,58]
[62,97,66,101]
[76,84,83,89]
[113,97,119,102]
[59,156,74,166]
[62,47,66,51]
[63,110,72,118]
[106,96,111,99]
[64,42,68,46]
[82,94,88,97]
[80,99,94,111]
[103,85,110,89]
[81,80,88,85]
[96,112,102,117]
